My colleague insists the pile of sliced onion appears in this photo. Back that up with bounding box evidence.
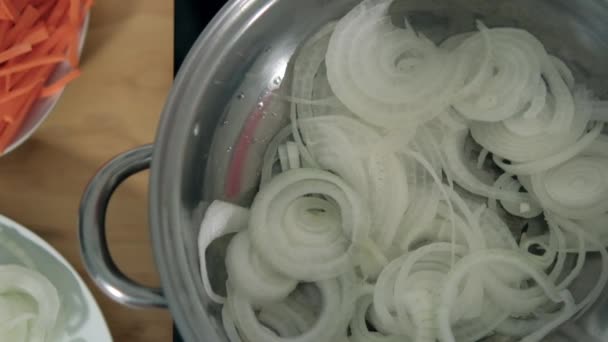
[197,1,608,341]
[0,265,60,342]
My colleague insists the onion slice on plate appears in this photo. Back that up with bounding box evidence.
[0,265,60,342]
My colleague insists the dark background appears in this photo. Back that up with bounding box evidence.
[173,0,227,340]
[174,0,227,74]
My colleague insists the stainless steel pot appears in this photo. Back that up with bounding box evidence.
[79,0,608,341]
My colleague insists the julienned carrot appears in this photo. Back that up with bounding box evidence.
[22,25,49,45]
[40,68,79,97]
[0,6,12,21]
[83,0,93,12]
[3,5,40,48]
[10,0,28,15]
[0,82,42,148]
[0,0,17,22]
[0,78,42,104]
[36,0,55,19]
[47,0,68,27]
[0,23,9,52]
[68,0,77,25]
[0,55,65,77]
[2,85,34,123]
[8,28,71,88]
[0,0,91,153]
[0,43,31,63]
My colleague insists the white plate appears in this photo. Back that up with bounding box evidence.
[0,215,112,342]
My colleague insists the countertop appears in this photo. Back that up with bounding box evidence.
[0,0,174,341]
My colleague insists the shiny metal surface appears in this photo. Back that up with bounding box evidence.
[79,145,167,308]
[82,0,608,341]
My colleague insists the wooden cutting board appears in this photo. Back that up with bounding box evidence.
[0,0,174,341]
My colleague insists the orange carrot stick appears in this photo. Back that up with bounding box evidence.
[3,5,41,48]
[0,55,65,77]
[0,83,42,150]
[37,0,56,19]
[11,0,28,15]
[0,21,10,43]
[0,78,42,104]
[1,91,31,124]
[22,25,49,45]
[8,29,69,88]
[40,68,79,97]
[47,0,69,28]
[0,6,11,21]
[0,43,32,63]
[84,0,93,12]
[68,0,78,25]
[0,0,17,22]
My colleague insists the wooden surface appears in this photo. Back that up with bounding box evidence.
[0,0,174,341]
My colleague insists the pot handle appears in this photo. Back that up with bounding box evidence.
[79,144,167,308]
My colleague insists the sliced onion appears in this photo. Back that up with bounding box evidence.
[577,213,608,248]
[443,130,531,202]
[437,250,575,342]
[551,56,575,90]
[394,142,443,252]
[396,183,441,252]
[227,277,355,342]
[366,152,409,250]
[198,200,250,304]
[452,302,509,342]
[261,125,294,185]
[222,305,243,342]
[449,22,492,102]
[0,309,35,341]
[494,122,604,175]
[326,0,462,127]
[487,173,543,219]
[547,215,608,317]
[257,299,317,337]
[0,236,36,270]
[494,293,575,342]
[520,292,576,342]
[476,148,489,169]
[529,154,608,218]
[249,168,371,281]
[0,265,60,342]
[399,290,435,341]
[298,115,379,195]
[350,296,403,342]
[538,53,576,133]
[452,27,546,122]
[286,142,301,169]
[477,207,519,250]
[470,87,592,163]
[549,221,586,291]
[225,232,297,304]
[292,22,343,121]
[372,256,407,335]
[212,11,608,342]
[502,82,552,136]
[278,145,290,172]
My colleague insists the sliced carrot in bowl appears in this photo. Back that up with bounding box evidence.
[0,0,91,153]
